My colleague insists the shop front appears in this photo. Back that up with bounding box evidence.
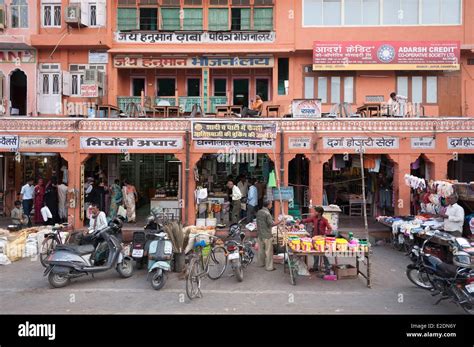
[113,54,274,115]
[79,135,185,224]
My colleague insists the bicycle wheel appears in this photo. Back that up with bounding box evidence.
[40,237,58,267]
[207,245,227,280]
[185,257,202,300]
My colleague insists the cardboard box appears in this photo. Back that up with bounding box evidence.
[333,264,357,280]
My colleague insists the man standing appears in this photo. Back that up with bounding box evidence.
[256,200,280,271]
[247,178,258,222]
[227,180,242,224]
[237,174,249,219]
[20,178,35,227]
[440,194,465,237]
[57,182,68,223]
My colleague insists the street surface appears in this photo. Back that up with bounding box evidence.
[0,244,463,314]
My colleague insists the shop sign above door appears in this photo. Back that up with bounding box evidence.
[0,135,19,150]
[20,136,68,149]
[289,137,312,149]
[313,41,460,71]
[411,137,436,149]
[323,137,399,149]
[195,139,274,149]
[80,137,183,150]
[448,137,474,149]
[192,121,277,142]
[113,56,274,69]
[115,31,275,44]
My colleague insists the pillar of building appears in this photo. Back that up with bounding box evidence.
[62,153,90,230]
[424,154,450,181]
[391,154,416,216]
[309,154,332,207]
[180,153,201,226]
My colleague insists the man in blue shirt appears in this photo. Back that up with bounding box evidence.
[247,178,258,223]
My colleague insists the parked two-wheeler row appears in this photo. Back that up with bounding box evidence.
[406,232,474,314]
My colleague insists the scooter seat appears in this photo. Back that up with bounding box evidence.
[56,244,95,255]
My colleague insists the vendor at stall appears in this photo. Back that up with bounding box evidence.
[298,206,332,274]
[440,194,465,237]
[256,200,280,271]
[227,180,242,224]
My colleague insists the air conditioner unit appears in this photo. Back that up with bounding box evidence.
[65,4,82,27]
[0,5,6,30]
[84,69,105,89]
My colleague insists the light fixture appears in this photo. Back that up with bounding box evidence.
[44,157,48,164]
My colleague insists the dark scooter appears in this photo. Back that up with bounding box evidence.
[43,217,134,288]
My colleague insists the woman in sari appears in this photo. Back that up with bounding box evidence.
[33,178,45,225]
[122,180,137,223]
[109,179,123,220]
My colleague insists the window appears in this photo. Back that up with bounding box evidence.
[214,79,227,96]
[256,78,269,101]
[303,0,462,26]
[304,76,315,99]
[157,78,176,96]
[42,74,49,94]
[11,0,28,28]
[140,8,158,30]
[43,4,61,27]
[330,77,341,103]
[132,78,145,97]
[117,8,137,30]
[52,74,60,94]
[412,76,423,103]
[183,8,203,30]
[231,8,250,30]
[426,76,437,103]
[210,0,228,4]
[343,77,354,103]
[397,76,408,98]
[278,58,289,95]
[187,78,201,97]
[161,8,180,30]
[344,0,379,25]
[89,4,97,26]
[209,8,229,30]
[71,74,84,96]
[317,77,327,103]
[253,7,273,30]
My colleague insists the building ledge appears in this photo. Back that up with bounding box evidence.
[31,33,112,48]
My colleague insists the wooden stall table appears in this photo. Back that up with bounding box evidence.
[229,105,242,116]
[167,106,181,117]
[266,105,280,117]
[215,106,228,117]
[152,106,167,118]
[284,247,371,287]
[356,103,381,117]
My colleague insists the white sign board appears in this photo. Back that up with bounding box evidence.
[289,137,312,149]
[0,135,19,150]
[20,137,68,149]
[448,137,474,149]
[80,137,183,150]
[323,137,399,149]
[194,139,274,149]
[411,137,436,149]
[89,50,108,64]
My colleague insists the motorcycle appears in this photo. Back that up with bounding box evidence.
[147,232,173,290]
[225,218,256,282]
[132,212,166,270]
[406,232,474,314]
[43,217,134,288]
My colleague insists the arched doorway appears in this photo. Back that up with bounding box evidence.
[10,70,27,116]
[288,154,310,218]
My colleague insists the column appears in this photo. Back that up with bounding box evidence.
[425,154,450,181]
[309,154,332,207]
[393,154,414,216]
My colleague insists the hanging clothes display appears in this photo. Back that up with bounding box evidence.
[363,155,377,170]
[369,157,381,173]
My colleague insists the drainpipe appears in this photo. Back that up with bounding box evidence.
[184,130,190,225]
[280,129,284,186]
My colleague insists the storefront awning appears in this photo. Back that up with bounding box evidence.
[0,42,32,50]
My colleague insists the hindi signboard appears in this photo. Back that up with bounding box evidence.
[115,31,275,44]
[323,137,399,149]
[291,99,322,118]
[0,135,19,150]
[194,139,274,149]
[289,137,312,149]
[192,122,277,142]
[81,85,99,98]
[89,50,109,64]
[20,137,68,149]
[80,137,183,150]
[411,137,436,149]
[448,137,474,149]
[271,187,294,201]
[113,55,274,69]
[313,41,460,71]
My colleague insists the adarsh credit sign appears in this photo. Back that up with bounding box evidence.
[313,41,460,71]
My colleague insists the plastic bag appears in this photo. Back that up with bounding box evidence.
[296,258,310,276]
[0,253,11,265]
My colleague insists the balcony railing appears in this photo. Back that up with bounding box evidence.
[117,96,229,114]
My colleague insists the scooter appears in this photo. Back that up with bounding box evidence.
[43,217,134,288]
[131,215,165,270]
[147,231,173,290]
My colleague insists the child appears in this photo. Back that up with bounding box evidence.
[11,200,27,227]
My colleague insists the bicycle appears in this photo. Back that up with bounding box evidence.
[39,223,71,267]
[185,234,227,300]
